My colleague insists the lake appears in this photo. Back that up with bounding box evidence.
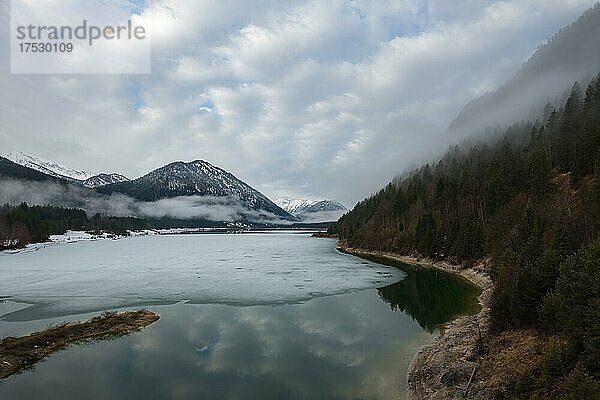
[0,233,479,399]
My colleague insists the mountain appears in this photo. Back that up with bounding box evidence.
[0,156,92,208]
[5,151,94,182]
[82,173,130,188]
[449,3,600,138]
[0,156,73,183]
[5,152,131,188]
[276,197,347,222]
[1,154,294,223]
[276,198,321,215]
[98,160,294,220]
[303,200,347,214]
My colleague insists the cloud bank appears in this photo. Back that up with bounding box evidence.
[0,179,284,223]
[1,0,598,206]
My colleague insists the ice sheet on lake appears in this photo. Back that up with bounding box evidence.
[0,234,404,321]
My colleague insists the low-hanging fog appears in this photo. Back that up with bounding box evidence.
[0,179,285,223]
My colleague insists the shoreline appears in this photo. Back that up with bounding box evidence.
[0,310,160,380]
[335,242,494,400]
[2,228,327,254]
[0,230,152,254]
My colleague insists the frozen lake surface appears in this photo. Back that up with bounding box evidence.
[0,233,402,321]
[0,233,480,399]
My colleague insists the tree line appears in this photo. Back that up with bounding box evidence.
[329,73,600,398]
[0,202,147,250]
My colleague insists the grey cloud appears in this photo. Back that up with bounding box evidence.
[1,0,598,206]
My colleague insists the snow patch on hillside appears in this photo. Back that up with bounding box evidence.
[83,173,130,188]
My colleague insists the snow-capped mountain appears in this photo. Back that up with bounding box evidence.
[276,198,322,215]
[2,152,332,223]
[98,160,294,220]
[83,173,130,188]
[303,200,348,214]
[5,151,94,182]
[5,152,130,188]
[0,156,76,183]
[276,197,348,222]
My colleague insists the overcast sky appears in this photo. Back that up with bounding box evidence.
[0,0,597,206]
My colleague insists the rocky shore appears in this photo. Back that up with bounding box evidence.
[335,243,496,399]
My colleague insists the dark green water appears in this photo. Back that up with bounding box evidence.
[377,262,481,333]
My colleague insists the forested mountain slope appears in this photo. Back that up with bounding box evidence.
[330,74,600,398]
[449,3,600,139]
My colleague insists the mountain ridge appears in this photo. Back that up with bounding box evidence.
[276,197,348,222]
[5,151,131,188]
[1,155,295,223]
[5,151,94,182]
[97,160,295,220]
[0,156,75,184]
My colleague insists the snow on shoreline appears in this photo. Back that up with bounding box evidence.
[50,231,118,243]
[1,230,158,254]
[0,228,227,254]
[1,227,327,255]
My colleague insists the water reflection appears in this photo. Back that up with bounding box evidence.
[0,290,430,400]
[0,252,481,399]
[377,261,481,332]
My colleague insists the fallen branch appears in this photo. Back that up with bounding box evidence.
[464,363,478,398]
